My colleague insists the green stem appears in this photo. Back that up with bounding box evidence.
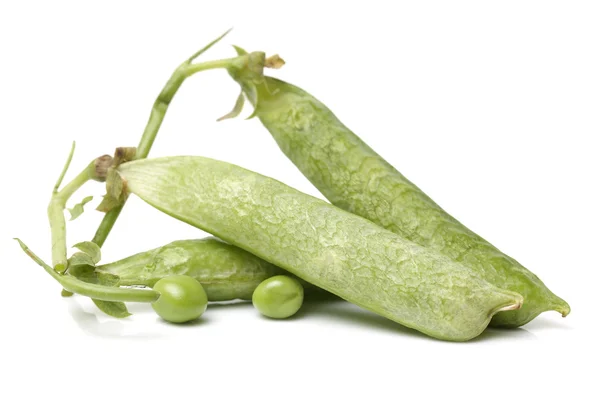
[53,141,76,194]
[183,58,235,77]
[48,142,76,269]
[15,238,159,303]
[92,206,123,248]
[48,144,97,272]
[134,58,234,159]
[91,31,250,248]
[48,199,68,271]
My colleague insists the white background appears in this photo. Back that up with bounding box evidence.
[1,1,598,398]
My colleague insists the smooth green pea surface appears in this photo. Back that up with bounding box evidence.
[152,275,208,323]
[252,275,304,319]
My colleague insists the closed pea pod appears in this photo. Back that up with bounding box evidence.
[114,156,523,341]
[226,55,570,328]
[96,237,321,301]
[96,237,283,301]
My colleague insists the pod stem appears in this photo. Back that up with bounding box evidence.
[48,142,101,272]
[91,30,271,248]
[15,239,159,303]
[132,54,241,161]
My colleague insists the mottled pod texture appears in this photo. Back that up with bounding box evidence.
[118,156,522,341]
[235,76,569,328]
[96,237,281,301]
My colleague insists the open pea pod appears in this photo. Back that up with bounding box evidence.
[112,156,523,342]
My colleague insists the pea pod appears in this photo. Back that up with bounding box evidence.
[227,65,569,328]
[96,237,283,301]
[115,156,523,341]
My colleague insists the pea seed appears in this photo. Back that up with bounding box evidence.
[252,275,304,319]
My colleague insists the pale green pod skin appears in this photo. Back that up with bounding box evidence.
[96,237,283,301]
[231,75,570,328]
[117,156,523,341]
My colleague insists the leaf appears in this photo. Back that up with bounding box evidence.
[72,241,101,264]
[92,299,131,318]
[67,196,93,221]
[67,263,97,282]
[217,91,245,121]
[92,271,129,318]
[61,289,74,297]
[68,263,130,318]
[68,252,96,268]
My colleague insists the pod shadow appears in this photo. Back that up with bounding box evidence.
[208,299,253,309]
[68,293,539,342]
[523,315,573,332]
[155,316,210,328]
[67,299,165,339]
[300,297,537,342]
[470,326,537,343]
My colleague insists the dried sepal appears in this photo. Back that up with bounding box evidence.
[97,168,128,212]
[112,147,137,168]
[217,91,245,121]
[92,155,113,182]
[265,54,285,69]
[96,194,123,213]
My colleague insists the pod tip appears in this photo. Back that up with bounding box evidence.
[499,298,523,312]
[559,305,570,318]
[550,296,570,318]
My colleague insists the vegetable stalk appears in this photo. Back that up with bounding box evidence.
[92,29,273,247]
[16,239,159,303]
[48,142,106,272]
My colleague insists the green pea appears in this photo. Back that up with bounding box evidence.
[152,275,208,323]
[252,275,304,319]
